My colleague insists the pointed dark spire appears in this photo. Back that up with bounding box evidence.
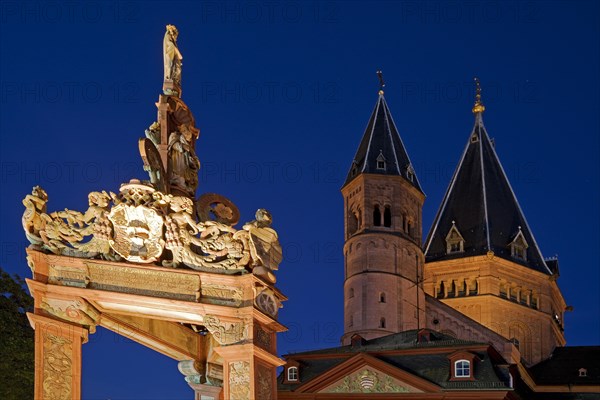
[343,72,422,191]
[424,80,551,274]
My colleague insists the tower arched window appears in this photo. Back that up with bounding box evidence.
[469,280,478,295]
[379,317,386,329]
[383,206,391,227]
[437,281,445,298]
[379,292,386,303]
[348,208,358,236]
[448,281,456,298]
[373,205,381,227]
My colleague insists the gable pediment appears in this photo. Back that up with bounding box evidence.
[295,353,440,394]
[320,366,421,393]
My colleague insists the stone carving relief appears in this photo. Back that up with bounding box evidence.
[326,369,410,393]
[201,284,243,306]
[42,334,72,400]
[229,361,251,400]
[257,364,273,400]
[254,288,281,318]
[40,297,100,333]
[254,325,272,351]
[23,184,282,281]
[203,315,246,345]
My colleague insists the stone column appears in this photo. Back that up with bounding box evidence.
[216,343,283,400]
[27,313,88,400]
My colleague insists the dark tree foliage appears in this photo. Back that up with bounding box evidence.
[0,267,34,399]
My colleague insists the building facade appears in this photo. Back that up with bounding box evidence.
[278,82,599,399]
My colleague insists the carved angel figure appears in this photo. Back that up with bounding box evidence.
[163,24,182,85]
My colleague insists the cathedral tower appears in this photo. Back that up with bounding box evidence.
[423,80,567,365]
[341,84,426,345]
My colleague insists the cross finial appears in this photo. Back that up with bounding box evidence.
[377,70,385,95]
[472,77,485,114]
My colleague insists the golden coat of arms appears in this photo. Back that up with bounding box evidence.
[108,203,164,263]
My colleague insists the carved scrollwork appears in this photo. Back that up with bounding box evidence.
[203,315,246,345]
[40,297,100,333]
[42,334,72,400]
[257,364,273,400]
[23,183,282,277]
[229,361,251,400]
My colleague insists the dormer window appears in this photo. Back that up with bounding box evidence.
[351,161,359,177]
[376,151,386,170]
[579,368,588,377]
[509,227,529,261]
[283,361,301,384]
[445,221,465,254]
[287,366,298,381]
[455,360,471,378]
[448,351,476,381]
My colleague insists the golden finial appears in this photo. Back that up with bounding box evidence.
[377,70,385,95]
[472,77,485,114]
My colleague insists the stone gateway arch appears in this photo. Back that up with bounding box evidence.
[22,25,286,400]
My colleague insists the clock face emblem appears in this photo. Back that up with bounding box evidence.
[255,290,278,317]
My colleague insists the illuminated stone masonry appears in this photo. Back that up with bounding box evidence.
[23,25,286,400]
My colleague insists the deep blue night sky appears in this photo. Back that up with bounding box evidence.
[1,1,598,398]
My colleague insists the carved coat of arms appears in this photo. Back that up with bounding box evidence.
[108,203,164,263]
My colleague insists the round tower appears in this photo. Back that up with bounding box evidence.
[341,87,425,345]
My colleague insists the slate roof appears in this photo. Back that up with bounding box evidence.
[529,346,600,386]
[343,92,422,192]
[278,330,511,392]
[424,112,551,274]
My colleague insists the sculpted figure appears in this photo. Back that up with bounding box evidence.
[144,121,161,146]
[236,209,283,275]
[69,191,113,257]
[163,24,182,86]
[22,186,48,246]
[168,124,200,196]
[163,196,246,271]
